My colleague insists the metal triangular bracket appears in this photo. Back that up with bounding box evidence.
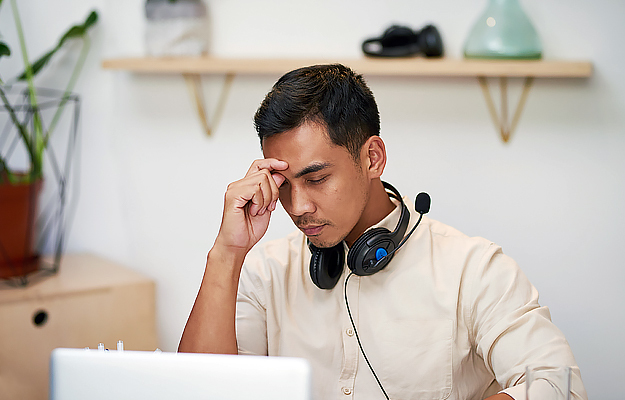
[183,72,235,136]
[478,76,534,143]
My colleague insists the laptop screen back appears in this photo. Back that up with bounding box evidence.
[50,348,312,400]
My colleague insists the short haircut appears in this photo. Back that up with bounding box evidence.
[254,64,380,160]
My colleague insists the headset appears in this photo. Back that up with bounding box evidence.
[308,181,430,290]
[362,24,444,58]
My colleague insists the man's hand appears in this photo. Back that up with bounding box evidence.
[215,158,288,256]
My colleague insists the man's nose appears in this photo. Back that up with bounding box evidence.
[287,187,315,217]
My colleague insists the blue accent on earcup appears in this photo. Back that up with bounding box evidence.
[346,227,391,276]
[375,248,388,261]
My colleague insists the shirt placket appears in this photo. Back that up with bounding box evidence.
[338,273,360,398]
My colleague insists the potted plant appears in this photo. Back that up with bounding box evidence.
[0,0,98,282]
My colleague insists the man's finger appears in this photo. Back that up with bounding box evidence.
[271,173,286,188]
[246,158,288,177]
[248,181,265,216]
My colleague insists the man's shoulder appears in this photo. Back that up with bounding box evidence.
[421,216,504,266]
[425,216,467,238]
[422,217,522,281]
[425,216,493,246]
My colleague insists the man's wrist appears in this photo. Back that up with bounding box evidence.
[206,243,247,279]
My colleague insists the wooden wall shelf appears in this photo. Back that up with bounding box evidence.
[102,57,592,78]
[102,57,593,142]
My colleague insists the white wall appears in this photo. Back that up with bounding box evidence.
[2,1,623,398]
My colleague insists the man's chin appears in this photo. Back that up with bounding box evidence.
[307,235,343,249]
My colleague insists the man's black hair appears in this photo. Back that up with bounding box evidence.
[254,64,380,160]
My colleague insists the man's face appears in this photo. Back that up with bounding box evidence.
[262,122,369,248]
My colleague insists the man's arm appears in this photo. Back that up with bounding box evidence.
[469,244,587,400]
[178,159,287,354]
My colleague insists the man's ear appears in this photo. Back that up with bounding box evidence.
[362,136,387,179]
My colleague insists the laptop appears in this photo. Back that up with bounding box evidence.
[50,348,312,400]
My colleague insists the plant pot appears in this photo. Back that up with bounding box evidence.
[0,177,43,279]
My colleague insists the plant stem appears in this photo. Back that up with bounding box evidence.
[0,86,34,183]
[10,0,43,179]
[0,86,36,160]
[10,0,35,101]
[44,36,91,146]
[0,157,16,183]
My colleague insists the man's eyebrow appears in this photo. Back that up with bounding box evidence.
[294,162,333,179]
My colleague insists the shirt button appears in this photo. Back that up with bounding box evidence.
[342,387,352,395]
[346,328,354,337]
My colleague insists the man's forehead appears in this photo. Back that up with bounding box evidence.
[261,122,359,179]
[262,122,332,149]
[262,125,336,158]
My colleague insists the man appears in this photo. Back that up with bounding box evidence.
[179,64,586,400]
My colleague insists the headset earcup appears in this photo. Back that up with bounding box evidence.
[418,24,444,57]
[379,25,417,48]
[347,227,392,276]
[309,243,345,290]
[362,25,420,57]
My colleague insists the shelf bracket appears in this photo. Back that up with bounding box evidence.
[183,72,235,136]
[478,76,534,143]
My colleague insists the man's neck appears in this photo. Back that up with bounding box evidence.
[344,179,396,247]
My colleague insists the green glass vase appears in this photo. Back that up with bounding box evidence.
[463,0,542,59]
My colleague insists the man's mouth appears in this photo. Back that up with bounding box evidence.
[299,225,325,236]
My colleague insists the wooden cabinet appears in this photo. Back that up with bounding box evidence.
[0,254,158,400]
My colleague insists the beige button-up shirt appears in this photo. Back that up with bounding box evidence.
[236,199,587,400]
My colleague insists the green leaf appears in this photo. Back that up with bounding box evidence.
[21,48,55,79]
[85,10,99,27]
[0,42,8,83]
[58,11,98,44]
[0,42,10,59]
[15,10,98,81]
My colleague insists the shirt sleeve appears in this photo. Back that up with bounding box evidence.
[235,254,269,356]
[468,244,588,400]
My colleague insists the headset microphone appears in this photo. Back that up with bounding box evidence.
[415,192,431,214]
[372,192,431,270]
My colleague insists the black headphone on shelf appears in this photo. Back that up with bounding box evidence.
[308,182,430,290]
[362,24,444,58]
